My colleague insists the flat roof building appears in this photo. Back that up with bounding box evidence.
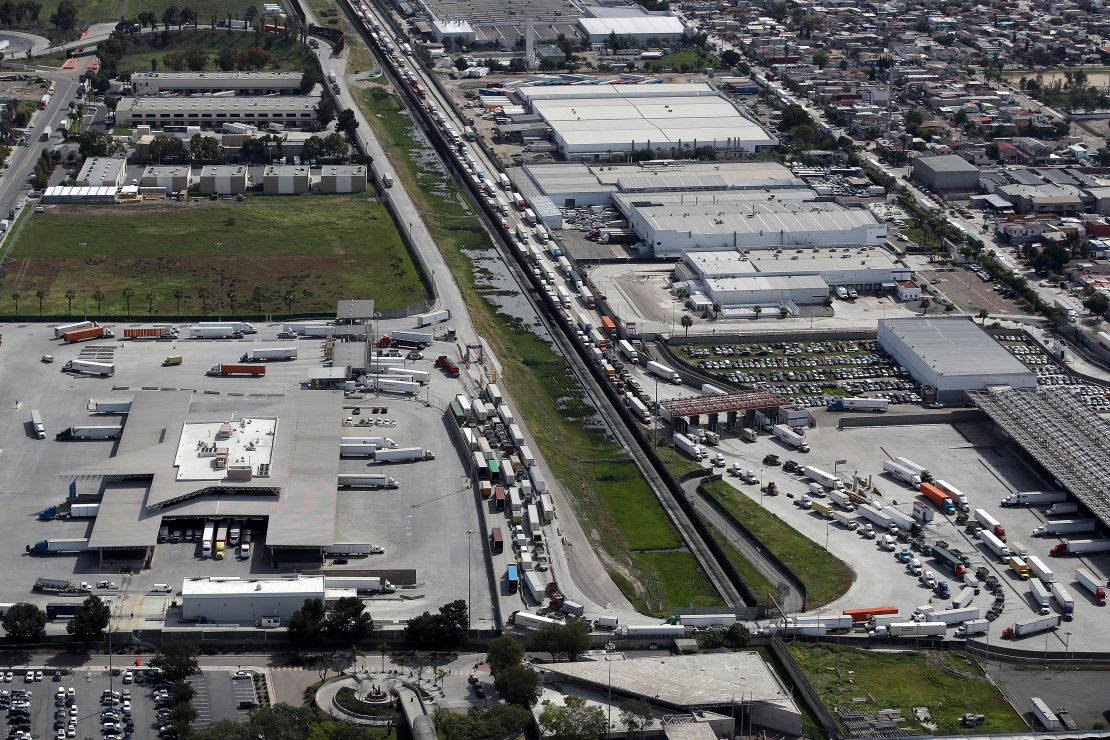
[263,165,311,195]
[912,154,980,194]
[181,575,328,623]
[115,95,319,129]
[197,165,249,195]
[517,83,777,158]
[140,165,192,193]
[76,157,127,187]
[577,14,687,42]
[318,164,367,194]
[129,71,304,96]
[878,317,1036,401]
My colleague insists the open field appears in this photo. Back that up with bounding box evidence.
[112,29,315,75]
[789,643,1028,735]
[4,1,262,44]
[358,83,723,614]
[0,196,427,316]
[703,480,852,608]
[645,49,719,72]
[306,0,373,73]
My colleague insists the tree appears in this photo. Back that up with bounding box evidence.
[217,47,238,71]
[779,103,812,130]
[1083,291,1109,317]
[435,705,532,740]
[679,313,693,336]
[64,288,76,315]
[185,49,208,71]
[752,304,762,319]
[173,288,184,315]
[149,641,199,681]
[302,135,325,164]
[238,46,272,69]
[493,663,540,707]
[49,0,77,30]
[299,65,322,94]
[197,287,211,315]
[146,292,157,315]
[35,289,46,314]
[149,134,187,162]
[92,289,104,313]
[723,622,751,648]
[162,5,179,28]
[316,94,337,125]
[336,108,359,134]
[2,603,46,644]
[539,695,606,740]
[226,288,237,313]
[283,290,296,314]
[253,286,266,313]
[323,596,373,644]
[288,598,326,646]
[404,599,468,648]
[67,595,111,642]
[322,132,349,160]
[812,49,829,68]
[721,49,740,67]
[977,308,990,324]
[486,635,524,676]
[180,5,196,27]
[244,4,257,26]
[189,134,223,163]
[9,291,21,314]
[620,699,654,738]
[138,10,156,28]
[919,297,931,315]
[121,287,134,317]
[527,619,590,661]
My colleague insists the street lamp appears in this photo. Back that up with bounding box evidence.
[1064,631,1071,660]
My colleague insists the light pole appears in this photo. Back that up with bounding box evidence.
[79,242,87,319]
[214,242,223,321]
[825,520,830,552]
[465,529,473,634]
[1064,631,1071,660]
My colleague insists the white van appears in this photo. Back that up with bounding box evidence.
[151,584,173,593]
[808,482,826,497]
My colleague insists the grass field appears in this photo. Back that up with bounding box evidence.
[305,0,373,73]
[789,643,1027,735]
[112,29,315,75]
[645,49,719,71]
[0,196,427,316]
[703,480,853,607]
[3,0,261,43]
[358,83,723,615]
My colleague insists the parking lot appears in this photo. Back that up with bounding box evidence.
[189,670,260,729]
[916,264,1024,316]
[0,320,489,633]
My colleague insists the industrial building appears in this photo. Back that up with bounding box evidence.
[577,12,687,44]
[318,164,368,194]
[196,165,249,195]
[114,96,319,129]
[129,71,304,96]
[616,191,887,257]
[911,154,980,194]
[181,575,333,623]
[536,652,802,737]
[76,157,127,187]
[516,83,777,158]
[41,186,118,204]
[877,317,1036,401]
[140,165,193,193]
[263,165,311,195]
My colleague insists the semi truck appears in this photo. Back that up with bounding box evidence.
[884,460,921,487]
[955,619,990,637]
[646,361,681,384]
[415,309,451,328]
[368,377,420,395]
[26,539,89,555]
[934,480,970,511]
[1032,519,1096,537]
[932,541,971,576]
[979,530,1010,560]
[842,606,898,623]
[208,364,265,377]
[1046,502,1078,516]
[1027,555,1055,584]
[1050,582,1074,619]
[1054,296,1078,322]
[920,482,955,514]
[372,447,435,463]
[825,397,889,412]
[342,436,398,448]
[974,509,1006,540]
[33,577,89,594]
[926,607,980,624]
[63,326,113,343]
[87,399,132,414]
[241,347,297,361]
[190,326,243,339]
[55,425,122,441]
[201,321,255,333]
[337,474,399,489]
[804,466,845,490]
[881,506,914,532]
[828,490,855,511]
[772,424,810,452]
[1052,539,1110,557]
[1001,490,1067,507]
[673,433,706,461]
[1028,580,1052,615]
[893,456,933,483]
[123,327,176,340]
[53,321,96,338]
[951,586,976,609]
[887,621,946,638]
[388,330,434,346]
[858,504,895,531]
[832,510,858,529]
[62,360,115,377]
[1074,568,1105,605]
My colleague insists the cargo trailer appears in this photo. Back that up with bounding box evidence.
[979,529,1010,560]
[1050,582,1074,618]
[804,466,844,490]
[123,326,175,340]
[646,361,681,384]
[1032,519,1096,537]
[1001,490,1067,507]
[974,508,1006,540]
[63,326,112,343]
[919,482,955,514]
[87,399,132,414]
[337,474,399,489]
[1004,614,1059,638]
[512,611,559,630]
[1028,555,1055,583]
[1074,568,1105,605]
[887,621,946,637]
[63,360,114,377]
[893,456,932,483]
[207,364,265,377]
[825,397,889,412]
[925,607,980,624]
[1029,579,1052,614]
[772,424,810,452]
[884,460,921,487]
[53,321,95,338]
[55,425,122,441]
[241,347,297,361]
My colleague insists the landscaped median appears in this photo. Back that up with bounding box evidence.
[701,480,853,608]
[356,82,723,615]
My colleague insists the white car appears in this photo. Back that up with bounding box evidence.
[41,354,54,363]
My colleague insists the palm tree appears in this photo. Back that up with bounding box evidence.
[919,297,931,315]
[197,287,211,315]
[244,4,257,27]
[680,313,693,336]
[122,287,135,318]
[65,288,76,316]
[253,286,265,313]
[92,290,105,314]
[10,292,19,313]
[173,288,184,315]
[146,292,157,315]
[779,305,789,319]
[752,305,762,320]
[712,302,721,318]
[283,291,296,314]
[35,289,46,315]
[977,308,989,324]
[226,288,237,314]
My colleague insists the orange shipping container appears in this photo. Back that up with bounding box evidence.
[842,606,898,623]
[63,326,105,343]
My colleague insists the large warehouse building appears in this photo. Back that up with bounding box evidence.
[878,317,1036,401]
[181,576,332,623]
[115,95,319,129]
[616,191,887,257]
[577,12,687,43]
[516,83,777,158]
[129,71,304,96]
[911,154,980,194]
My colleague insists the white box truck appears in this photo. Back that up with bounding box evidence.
[646,361,681,384]
[772,424,810,452]
[803,466,844,490]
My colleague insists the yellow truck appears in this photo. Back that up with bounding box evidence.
[812,501,833,518]
[162,355,182,366]
[1009,555,1029,579]
[215,541,225,560]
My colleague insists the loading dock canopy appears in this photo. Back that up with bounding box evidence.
[661,390,788,419]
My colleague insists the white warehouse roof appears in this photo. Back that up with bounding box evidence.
[182,575,325,597]
[578,15,687,39]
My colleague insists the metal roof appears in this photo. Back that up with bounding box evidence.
[878,318,1033,378]
[914,154,979,174]
[971,386,1110,529]
[661,390,787,417]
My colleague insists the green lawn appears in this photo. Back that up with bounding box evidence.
[0,195,428,316]
[358,83,723,615]
[5,1,262,44]
[646,49,719,71]
[789,644,1028,735]
[706,523,778,604]
[703,481,853,608]
[112,29,315,75]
